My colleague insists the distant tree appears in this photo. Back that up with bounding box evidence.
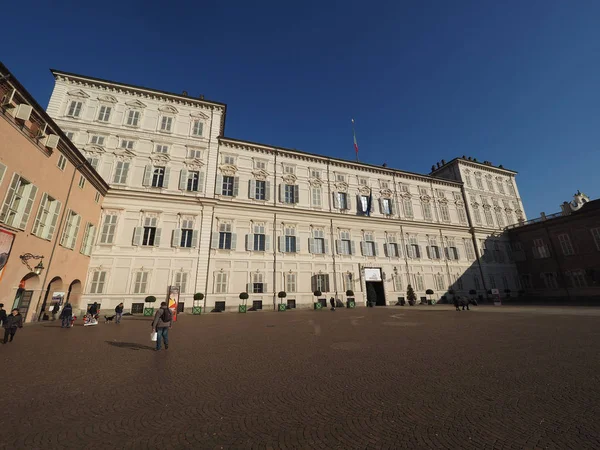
[406,285,417,303]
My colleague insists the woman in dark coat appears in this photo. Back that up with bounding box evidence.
[3,309,23,343]
[60,303,73,328]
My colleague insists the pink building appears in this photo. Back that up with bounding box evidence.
[0,63,108,321]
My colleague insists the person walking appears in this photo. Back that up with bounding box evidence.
[51,303,60,321]
[3,309,23,343]
[329,297,336,311]
[453,296,460,311]
[60,303,73,328]
[115,303,124,324]
[152,302,172,351]
[0,303,7,327]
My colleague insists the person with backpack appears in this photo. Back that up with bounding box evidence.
[60,303,73,328]
[151,302,172,351]
[115,303,124,324]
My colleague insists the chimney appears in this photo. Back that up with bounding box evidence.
[560,202,571,216]
[199,94,205,100]
[540,212,546,220]
[431,165,436,172]
[382,162,387,168]
[441,159,446,165]
[182,91,188,96]
[468,156,472,161]
[437,162,441,168]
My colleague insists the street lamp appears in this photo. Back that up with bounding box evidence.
[19,253,45,275]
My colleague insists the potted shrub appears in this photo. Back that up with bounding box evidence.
[192,293,204,315]
[313,290,322,310]
[406,285,416,306]
[426,289,434,305]
[346,290,355,308]
[238,292,249,313]
[278,291,287,311]
[144,295,157,316]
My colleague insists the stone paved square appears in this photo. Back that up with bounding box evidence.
[2,306,600,449]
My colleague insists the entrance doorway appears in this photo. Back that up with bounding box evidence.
[13,273,41,321]
[364,267,386,306]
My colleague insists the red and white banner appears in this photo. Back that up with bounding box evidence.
[167,285,180,322]
[0,228,16,284]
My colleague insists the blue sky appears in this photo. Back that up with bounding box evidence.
[4,0,600,216]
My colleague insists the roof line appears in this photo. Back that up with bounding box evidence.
[430,157,518,175]
[219,136,464,186]
[50,68,227,109]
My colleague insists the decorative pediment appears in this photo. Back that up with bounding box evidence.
[125,99,147,109]
[420,194,432,202]
[482,204,492,210]
[84,145,105,155]
[190,111,209,120]
[308,178,323,187]
[400,191,412,199]
[471,202,480,207]
[334,181,348,193]
[455,200,464,206]
[98,94,118,103]
[379,188,393,198]
[114,149,135,161]
[185,158,205,170]
[282,173,297,184]
[437,198,448,204]
[358,186,371,196]
[219,164,237,176]
[67,89,90,99]
[252,169,270,181]
[159,105,178,114]
[151,153,171,164]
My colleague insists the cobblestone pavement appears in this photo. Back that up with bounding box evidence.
[2,305,600,449]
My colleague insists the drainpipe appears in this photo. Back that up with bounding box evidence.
[35,162,86,321]
[272,151,278,310]
[202,206,215,313]
[330,217,338,299]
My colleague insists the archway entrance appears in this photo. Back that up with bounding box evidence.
[364,267,386,306]
[38,276,63,321]
[67,280,82,309]
[13,273,41,320]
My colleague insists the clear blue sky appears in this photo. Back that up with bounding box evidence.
[4,0,600,217]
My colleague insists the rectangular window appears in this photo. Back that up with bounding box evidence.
[393,274,402,291]
[465,173,472,187]
[188,149,202,159]
[186,171,200,192]
[592,228,600,251]
[175,272,188,293]
[160,116,173,132]
[99,214,117,244]
[113,161,130,184]
[387,241,400,257]
[338,192,348,210]
[414,273,424,291]
[533,238,550,259]
[448,247,459,260]
[283,166,295,175]
[312,274,330,293]
[380,181,389,189]
[439,203,450,222]
[312,229,326,254]
[89,271,106,294]
[126,110,140,126]
[252,273,265,293]
[87,157,99,170]
[80,223,95,256]
[457,207,467,224]
[192,120,203,136]
[486,178,494,192]
[155,144,169,154]
[152,167,166,188]
[0,174,38,230]
[362,232,376,257]
[90,135,105,146]
[78,175,86,189]
[134,272,149,294]
[497,180,505,194]
[464,239,475,260]
[543,273,558,289]
[336,174,345,182]
[557,233,575,256]
[310,169,321,179]
[566,270,587,288]
[311,187,322,207]
[284,184,297,204]
[32,193,61,240]
[218,223,233,249]
[358,178,368,186]
[180,228,194,248]
[253,224,266,251]
[434,274,445,291]
[403,198,413,218]
[67,101,83,118]
[254,160,266,170]
[254,180,266,200]
[65,131,75,140]
[407,236,420,259]
[422,201,432,220]
[339,230,352,255]
[484,208,494,227]
[223,155,235,165]
[142,217,157,246]
[57,154,67,171]
[215,273,227,293]
[488,274,497,289]
[120,140,134,150]
[95,192,100,203]
[475,174,484,190]
[286,273,297,293]
[495,210,505,228]
[222,176,234,196]
[472,207,482,226]
[60,209,81,249]
[284,227,297,253]
[97,106,112,122]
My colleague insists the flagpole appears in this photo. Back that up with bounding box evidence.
[351,118,359,162]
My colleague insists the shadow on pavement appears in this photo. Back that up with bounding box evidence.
[105,341,155,351]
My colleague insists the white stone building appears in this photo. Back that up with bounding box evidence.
[46,70,527,313]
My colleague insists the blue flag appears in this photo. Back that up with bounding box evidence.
[366,188,373,216]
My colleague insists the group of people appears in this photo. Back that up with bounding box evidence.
[0,304,23,343]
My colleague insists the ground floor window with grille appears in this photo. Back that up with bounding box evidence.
[252,300,263,310]
[286,299,296,309]
[566,270,587,288]
[312,274,330,293]
[214,301,226,312]
[131,303,144,314]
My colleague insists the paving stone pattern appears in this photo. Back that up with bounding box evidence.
[2,306,600,449]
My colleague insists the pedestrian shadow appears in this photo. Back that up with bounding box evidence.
[105,341,155,351]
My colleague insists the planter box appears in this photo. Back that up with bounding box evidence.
[346,300,356,309]
[238,305,247,313]
[192,306,202,315]
[143,308,154,316]
[314,302,323,310]
[278,304,286,312]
